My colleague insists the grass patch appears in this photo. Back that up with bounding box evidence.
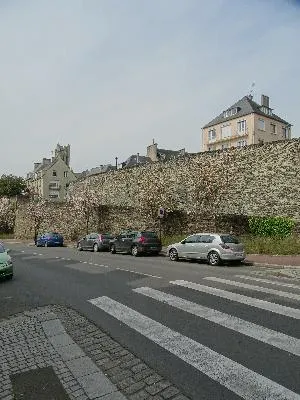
[241,235,300,255]
[162,233,300,255]
[0,232,14,239]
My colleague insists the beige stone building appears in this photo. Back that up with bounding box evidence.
[202,94,292,152]
[26,144,77,201]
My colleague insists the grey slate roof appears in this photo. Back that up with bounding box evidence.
[157,148,186,161]
[122,155,152,168]
[202,96,290,129]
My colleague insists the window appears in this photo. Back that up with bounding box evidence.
[64,171,68,177]
[261,107,272,116]
[282,127,288,139]
[220,235,240,244]
[258,119,265,131]
[270,123,276,134]
[237,140,247,147]
[221,144,228,150]
[184,235,199,243]
[52,170,57,177]
[208,129,216,141]
[221,125,232,139]
[237,120,247,133]
[199,235,214,243]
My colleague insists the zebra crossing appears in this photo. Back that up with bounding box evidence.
[89,274,300,400]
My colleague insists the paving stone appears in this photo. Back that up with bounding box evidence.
[161,386,180,399]
[77,371,117,398]
[66,356,99,378]
[124,381,146,395]
[42,319,66,337]
[55,343,85,361]
[49,333,74,348]
[128,390,150,400]
[146,381,171,396]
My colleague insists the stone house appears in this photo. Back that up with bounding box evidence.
[26,144,77,201]
[202,94,292,151]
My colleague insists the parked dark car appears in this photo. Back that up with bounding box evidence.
[110,231,162,256]
[77,233,114,252]
[36,232,64,247]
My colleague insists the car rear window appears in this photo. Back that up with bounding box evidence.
[102,234,113,239]
[141,232,159,238]
[220,235,240,244]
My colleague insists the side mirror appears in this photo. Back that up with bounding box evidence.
[181,240,186,245]
[6,248,11,253]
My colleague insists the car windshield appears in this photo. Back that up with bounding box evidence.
[0,244,5,253]
[220,235,240,244]
[141,232,158,238]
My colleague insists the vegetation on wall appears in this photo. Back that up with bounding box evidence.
[248,216,295,238]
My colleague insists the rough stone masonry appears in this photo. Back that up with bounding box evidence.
[15,139,300,240]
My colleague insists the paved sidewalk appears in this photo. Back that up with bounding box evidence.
[0,306,189,400]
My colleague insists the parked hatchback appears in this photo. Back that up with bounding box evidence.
[110,231,162,256]
[77,233,114,252]
[0,243,13,280]
[167,233,245,265]
[36,232,64,247]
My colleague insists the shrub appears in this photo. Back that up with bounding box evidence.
[248,216,295,238]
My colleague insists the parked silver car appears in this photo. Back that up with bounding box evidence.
[167,233,245,266]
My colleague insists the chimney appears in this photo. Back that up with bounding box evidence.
[261,95,269,108]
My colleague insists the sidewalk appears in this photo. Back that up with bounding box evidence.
[0,306,188,400]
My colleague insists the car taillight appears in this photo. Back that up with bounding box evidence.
[220,243,231,250]
[98,235,103,242]
[138,236,146,243]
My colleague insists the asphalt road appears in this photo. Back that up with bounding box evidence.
[1,243,300,400]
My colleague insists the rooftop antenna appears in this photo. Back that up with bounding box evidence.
[248,82,255,99]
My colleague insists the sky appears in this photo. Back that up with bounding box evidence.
[0,0,299,176]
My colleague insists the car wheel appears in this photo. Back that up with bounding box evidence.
[208,251,221,266]
[131,245,139,257]
[77,243,83,251]
[93,243,99,252]
[169,248,178,261]
[110,245,116,254]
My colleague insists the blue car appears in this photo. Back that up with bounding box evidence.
[36,232,64,247]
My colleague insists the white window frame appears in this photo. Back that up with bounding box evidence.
[221,125,232,139]
[258,119,265,131]
[64,171,68,177]
[237,140,247,148]
[237,120,247,134]
[208,129,216,142]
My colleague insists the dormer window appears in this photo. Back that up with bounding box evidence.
[261,106,273,116]
[223,108,238,118]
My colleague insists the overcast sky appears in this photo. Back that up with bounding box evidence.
[1,0,299,176]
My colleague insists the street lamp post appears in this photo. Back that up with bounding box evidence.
[115,157,118,170]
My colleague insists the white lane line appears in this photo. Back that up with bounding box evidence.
[66,258,71,261]
[235,275,300,290]
[203,277,300,302]
[55,256,59,259]
[115,267,161,279]
[21,250,25,253]
[83,261,87,264]
[170,280,300,320]
[89,296,299,400]
[38,254,43,256]
[61,258,65,260]
[133,287,300,356]
[32,252,37,255]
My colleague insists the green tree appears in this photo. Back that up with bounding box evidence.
[0,174,26,197]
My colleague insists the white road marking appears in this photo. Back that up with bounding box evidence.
[235,275,300,290]
[55,256,59,259]
[32,252,37,255]
[203,277,300,301]
[89,296,300,400]
[170,280,300,320]
[38,254,43,256]
[115,267,161,278]
[83,261,87,264]
[133,287,300,356]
